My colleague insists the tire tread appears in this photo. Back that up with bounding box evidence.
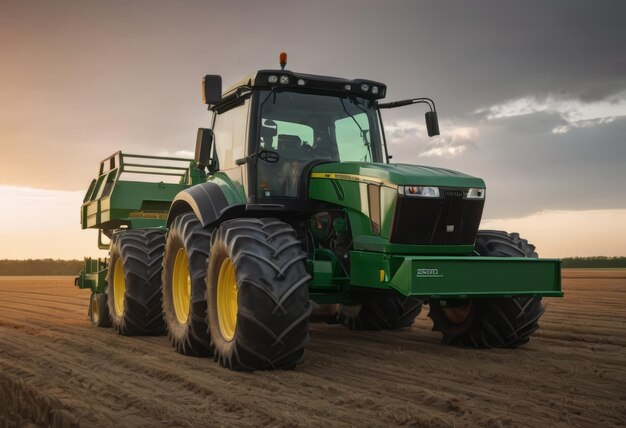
[108,229,166,336]
[429,230,544,348]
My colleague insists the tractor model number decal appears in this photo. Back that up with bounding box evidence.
[416,268,443,278]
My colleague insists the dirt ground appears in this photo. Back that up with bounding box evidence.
[0,270,624,428]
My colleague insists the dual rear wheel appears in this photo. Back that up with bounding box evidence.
[161,215,311,370]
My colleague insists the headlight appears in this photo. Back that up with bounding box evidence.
[398,186,440,198]
[466,188,486,199]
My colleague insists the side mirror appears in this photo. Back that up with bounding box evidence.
[425,111,440,137]
[195,128,214,170]
[202,75,222,105]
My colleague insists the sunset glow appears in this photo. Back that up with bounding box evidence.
[0,185,623,259]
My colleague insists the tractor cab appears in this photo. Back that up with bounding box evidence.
[255,89,385,200]
[196,54,437,211]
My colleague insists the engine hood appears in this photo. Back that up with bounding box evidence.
[310,162,485,189]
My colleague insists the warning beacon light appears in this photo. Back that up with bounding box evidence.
[279,52,287,70]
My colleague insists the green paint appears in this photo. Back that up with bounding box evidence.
[347,250,562,298]
[81,152,194,232]
[75,257,107,294]
[311,162,486,188]
[309,161,487,250]
[207,172,247,205]
[308,248,349,290]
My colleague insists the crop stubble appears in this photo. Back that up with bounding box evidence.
[0,270,624,427]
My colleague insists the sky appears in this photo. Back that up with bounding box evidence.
[0,0,625,259]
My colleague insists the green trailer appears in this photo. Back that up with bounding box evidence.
[77,54,561,370]
[75,151,202,326]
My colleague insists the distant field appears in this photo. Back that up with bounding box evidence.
[1,270,625,427]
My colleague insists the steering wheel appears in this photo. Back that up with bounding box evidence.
[258,149,279,163]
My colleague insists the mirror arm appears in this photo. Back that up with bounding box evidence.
[377,97,440,137]
[378,97,436,111]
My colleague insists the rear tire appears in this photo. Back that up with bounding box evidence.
[429,230,545,348]
[161,212,212,356]
[89,292,111,327]
[206,218,311,371]
[338,293,423,330]
[107,229,166,336]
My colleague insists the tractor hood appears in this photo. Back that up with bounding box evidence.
[308,161,486,252]
[310,162,485,189]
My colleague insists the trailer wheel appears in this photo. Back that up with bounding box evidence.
[338,293,423,330]
[107,229,166,336]
[206,218,311,370]
[429,230,545,348]
[89,292,111,327]
[161,212,212,356]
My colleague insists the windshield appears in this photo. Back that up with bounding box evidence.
[258,90,383,163]
[255,90,384,199]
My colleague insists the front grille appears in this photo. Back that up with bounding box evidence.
[389,189,484,245]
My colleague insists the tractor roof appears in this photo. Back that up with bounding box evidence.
[223,69,387,101]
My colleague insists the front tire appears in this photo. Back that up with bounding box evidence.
[107,229,166,336]
[338,293,423,330]
[206,218,311,371]
[429,230,545,348]
[161,212,212,356]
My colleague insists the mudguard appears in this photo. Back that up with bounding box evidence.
[168,182,245,228]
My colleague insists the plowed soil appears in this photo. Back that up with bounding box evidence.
[1,270,625,427]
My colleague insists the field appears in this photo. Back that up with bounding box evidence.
[1,270,625,427]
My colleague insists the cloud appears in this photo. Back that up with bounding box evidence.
[385,119,478,158]
[385,120,427,144]
[419,126,477,157]
[155,149,195,158]
[477,91,626,134]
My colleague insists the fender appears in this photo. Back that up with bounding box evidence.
[168,182,245,228]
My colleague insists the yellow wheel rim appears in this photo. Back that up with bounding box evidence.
[113,259,125,317]
[92,295,99,322]
[217,257,238,341]
[442,300,473,324]
[172,248,191,324]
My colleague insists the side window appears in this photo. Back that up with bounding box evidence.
[214,101,249,170]
[334,112,372,162]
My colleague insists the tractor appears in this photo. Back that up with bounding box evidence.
[75,54,562,370]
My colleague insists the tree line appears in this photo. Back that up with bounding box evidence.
[0,259,85,276]
[560,257,626,268]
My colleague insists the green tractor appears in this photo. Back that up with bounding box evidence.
[76,55,562,370]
